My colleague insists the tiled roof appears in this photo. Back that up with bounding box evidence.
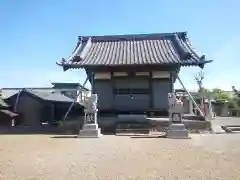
[58,32,212,68]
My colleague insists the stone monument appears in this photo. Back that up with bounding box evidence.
[206,98,214,120]
[78,94,102,138]
[166,93,190,139]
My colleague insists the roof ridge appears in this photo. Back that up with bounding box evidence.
[79,32,187,42]
[80,31,186,37]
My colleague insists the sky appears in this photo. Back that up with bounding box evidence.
[0,0,239,91]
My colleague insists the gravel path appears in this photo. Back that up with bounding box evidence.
[0,134,240,180]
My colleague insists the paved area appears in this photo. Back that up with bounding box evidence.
[0,134,240,180]
[211,117,240,133]
[212,117,240,125]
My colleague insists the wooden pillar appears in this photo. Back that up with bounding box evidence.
[170,71,174,93]
[49,103,55,125]
[91,72,95,94]
[149,71,153,109]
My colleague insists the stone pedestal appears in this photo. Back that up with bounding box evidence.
[166,124,189,139]
[78,94,102,138]
[167,93,189,139]
[78,124,102,138]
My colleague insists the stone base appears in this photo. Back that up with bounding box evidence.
[78,124,102,138]
[166,123,190,139]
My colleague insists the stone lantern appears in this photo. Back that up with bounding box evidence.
[166,93,189,139]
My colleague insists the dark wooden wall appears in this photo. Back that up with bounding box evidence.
[87,65,177,114]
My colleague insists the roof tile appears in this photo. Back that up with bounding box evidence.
[60,32,212,68]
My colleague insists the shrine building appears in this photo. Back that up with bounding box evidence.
[57,32,212,116]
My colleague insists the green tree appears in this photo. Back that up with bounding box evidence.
[197,87,210,93]
[212,88,231,101]
[232,86,240,98]
[231,86,240,110]
[208,88,232,115]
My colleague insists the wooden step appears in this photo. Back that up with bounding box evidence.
[115,129,150,134]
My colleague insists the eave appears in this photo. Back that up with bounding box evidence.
[56,60,213,71]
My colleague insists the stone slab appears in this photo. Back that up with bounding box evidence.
[168,123,186,131]
[84,109,98,113]
[78,124,102,138]
[82,124,99,130]
[166,124,190,139]
[166,130,190,139]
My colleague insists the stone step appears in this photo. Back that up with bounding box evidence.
[166,130,190,139]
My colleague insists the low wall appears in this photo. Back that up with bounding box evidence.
[0,116,85,135]
[99,116,212,132]
[0,116,212,134]
[150,119,211,131]
[0,126,59,134]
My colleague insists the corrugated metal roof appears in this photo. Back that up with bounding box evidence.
[1,88,56,99]
[0,97,8,107]
[1,89,19,99]
[1,88,75,103]
[27,89,74,102]
[1,85,88,101]
[59,32,212,68]
[0,110,18,117]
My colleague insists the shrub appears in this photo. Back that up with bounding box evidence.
[58,117,84,134]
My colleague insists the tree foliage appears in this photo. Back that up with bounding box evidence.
[212,88,231,101]
[231,86,240,110]
[193,71,240,112]
[232,86,240,98]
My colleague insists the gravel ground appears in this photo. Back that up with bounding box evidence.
[0,134,240,180]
